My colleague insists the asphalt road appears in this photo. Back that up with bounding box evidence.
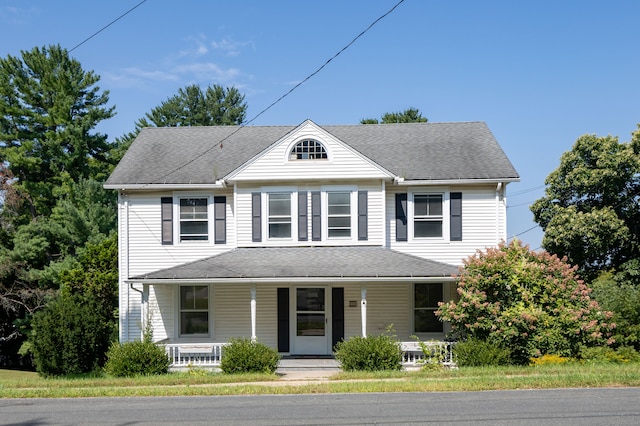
[2,388,639,425]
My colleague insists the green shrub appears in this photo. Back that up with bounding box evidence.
[31,294,115,377]
[334,334,402,371]
[453,338,512,367]
[104,339,170,377]
[579,346,640,364]
[220,338,280,374]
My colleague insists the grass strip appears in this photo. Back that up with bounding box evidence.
[1,363,639,399]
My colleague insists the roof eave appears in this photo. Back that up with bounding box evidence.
[393,177,520,186]
[127,276,458,285]
[104,181,227,191]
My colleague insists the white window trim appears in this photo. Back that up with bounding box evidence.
[285,136,332,162]
[175,284,213,340]
[408,189,451,241]
[411,282,447,338]
[261,186,298,242]
[322,185,357,242]
[173,192,214,244]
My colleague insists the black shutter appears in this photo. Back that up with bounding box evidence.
[358,190,368,241]
[298,191,308,241]
[450,192,462,241]
[277,288,290,352]
[311,191,321,241]
[332,288,345,349]
[161,197,173,245]
[252,192,261,242]
[214,196,226,244]
[395,193,407,241]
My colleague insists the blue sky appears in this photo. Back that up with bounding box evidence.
[2,0,639,249]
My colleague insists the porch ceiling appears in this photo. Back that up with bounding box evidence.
[130,246,459,282]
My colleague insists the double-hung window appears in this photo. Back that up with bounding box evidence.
[413,194,443,238]
[327,191,351,238]
[414,283,443,333]
[268,193,292,238]
[180,285,209,336]
[179,198,209,241]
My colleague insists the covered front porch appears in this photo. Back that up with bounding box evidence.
[126,247,460,370]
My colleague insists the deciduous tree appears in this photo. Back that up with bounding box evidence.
[531,127,640,278]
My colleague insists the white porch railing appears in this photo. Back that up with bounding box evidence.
[400,341,457,369]
[165,343,227,369]
[164,341,456,370]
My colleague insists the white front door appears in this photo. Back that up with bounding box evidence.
[292,287,330,355]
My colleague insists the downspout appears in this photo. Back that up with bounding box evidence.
[496,182,503,244]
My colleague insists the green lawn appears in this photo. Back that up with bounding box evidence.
[1,363,639,398]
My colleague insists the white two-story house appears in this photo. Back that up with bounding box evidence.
[105,119,519,366]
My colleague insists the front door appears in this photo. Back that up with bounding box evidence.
[292,287,329,355]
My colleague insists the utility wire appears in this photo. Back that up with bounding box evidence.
[510,185,545,197]
[151,0,406,184]
[508,224,540,240]
[70,0,147,53]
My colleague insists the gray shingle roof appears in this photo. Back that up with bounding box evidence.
[106,121,518,186]
[131,246,459,280]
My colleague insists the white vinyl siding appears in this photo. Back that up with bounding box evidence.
[124,191,235,278]
[229,122,390,182]
[388,185,506,266]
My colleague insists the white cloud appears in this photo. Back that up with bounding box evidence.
[172,62,241,83]
[1,5,40,25]
[210,37,253,57]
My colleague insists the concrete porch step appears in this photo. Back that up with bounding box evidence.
[276,357,341,372]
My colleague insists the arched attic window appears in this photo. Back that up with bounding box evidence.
[289,139,328,160]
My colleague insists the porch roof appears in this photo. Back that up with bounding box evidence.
[130,246,459,282]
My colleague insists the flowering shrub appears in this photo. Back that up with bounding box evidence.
[437,240,615,365]
[530,354,574,366]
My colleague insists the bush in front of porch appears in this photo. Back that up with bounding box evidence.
[220,338,280,374]
[334,333,403,372]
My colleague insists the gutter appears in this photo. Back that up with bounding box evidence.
[393,177,520,186]
[126,276,458,285]
[103,180,227,190]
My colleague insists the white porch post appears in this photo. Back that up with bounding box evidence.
[361,285,367,337]
[250,285,257,341]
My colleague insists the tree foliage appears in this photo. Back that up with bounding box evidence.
[0,44,115,220]
[531,127,640,278]
[0,45,116,367]
[437,240,615,364]
[591,259,640,350]
[31,293,115,377]
[360,107,427,124]
[112,84,247,159]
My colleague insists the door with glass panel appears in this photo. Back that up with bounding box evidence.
[292,287,329,355]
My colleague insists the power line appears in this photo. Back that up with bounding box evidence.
[507,199,537,209]
[69,0,147,53]
[510,185,545,197]
[151,0,406,185]
[508,224,540,241]
[244,0,406,127]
